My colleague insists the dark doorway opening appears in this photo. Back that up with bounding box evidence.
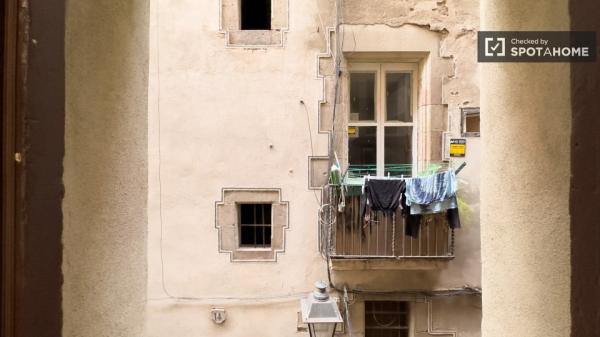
[241,0,271,30]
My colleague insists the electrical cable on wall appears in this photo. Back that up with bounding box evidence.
[301,100,322,206]
[155,0,174,300]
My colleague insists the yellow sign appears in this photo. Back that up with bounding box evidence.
[348,126,357,137]
[449,138,466,157]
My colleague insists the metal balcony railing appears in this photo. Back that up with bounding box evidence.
[319,163,455,260]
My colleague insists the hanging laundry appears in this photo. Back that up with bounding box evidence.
[360,178,405,221]
[400,190,422,238]
[410,196,458,214]
[405,170,458,215]
[403,170,462,237]
[446,208,461,229]
[366,179,405,214]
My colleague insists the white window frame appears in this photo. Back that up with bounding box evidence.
[348,63,418,177]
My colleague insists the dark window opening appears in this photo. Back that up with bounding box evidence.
[241,0,271,30]
[365,301,409,337]
[239,204,272,248]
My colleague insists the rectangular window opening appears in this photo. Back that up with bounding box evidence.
[241,0,271,30]
[365,301,409,337]
[348,63,417,177]
[239,203,272,248]
[461,107,480,137]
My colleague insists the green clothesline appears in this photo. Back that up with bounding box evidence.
[345,163,449,179]
[331,162,451,197]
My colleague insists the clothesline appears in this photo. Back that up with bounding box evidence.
[358,162,466,238]
[362,162,467,182]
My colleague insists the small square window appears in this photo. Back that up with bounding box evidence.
[241,0,271,30]
[461,107,480,137]
[216,189,288,261]
[365,301,409,337]
[239,204,272,248]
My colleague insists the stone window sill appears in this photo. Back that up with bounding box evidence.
[227,30,284,47]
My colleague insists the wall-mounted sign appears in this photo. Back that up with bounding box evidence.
[348,126,358,137]
[478,31,596,62]
[211,308,226,324]
[449,138,466,157]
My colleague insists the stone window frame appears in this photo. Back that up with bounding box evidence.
[219,0,289,48]
[338,25,456,167]
[215,188,289,262]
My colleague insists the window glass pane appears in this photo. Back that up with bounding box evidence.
[255,226,265,245]
[384,127,412,174]
[385,73,412,122]
[348,126,377,167]
[255,204,264,224]
[350,73,376,121]
[240,226,255,246]
[240,204,254,224]
[264,226,272,245]
[263,204,272,224]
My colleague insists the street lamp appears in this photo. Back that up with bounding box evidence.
[300,281,344,337]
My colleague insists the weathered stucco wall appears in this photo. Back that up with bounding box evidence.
[63,1,150,336]
[480,0,572,336]
[147,0,481,336]
[147,1,333,336]
[329,0,481,293]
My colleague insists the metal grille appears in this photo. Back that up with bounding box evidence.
[320,185,455,259]
[239,204,272,248]
[335,195,452,257]
[365,301,409,337]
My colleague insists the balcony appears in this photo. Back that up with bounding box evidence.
[319,163,455,270]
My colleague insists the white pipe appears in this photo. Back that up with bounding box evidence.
[343,286,353,337]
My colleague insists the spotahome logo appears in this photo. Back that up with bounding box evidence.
[484,37,505,57]
[478,31,596,62]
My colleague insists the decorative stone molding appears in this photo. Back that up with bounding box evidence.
[215,188,289,261]
[309,156,330,189]
[219,0,289,47]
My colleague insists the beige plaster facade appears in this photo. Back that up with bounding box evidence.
[480,1,572,336]
[63,1,150,337]
[145,0,482,337]
[55,0,585,336]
